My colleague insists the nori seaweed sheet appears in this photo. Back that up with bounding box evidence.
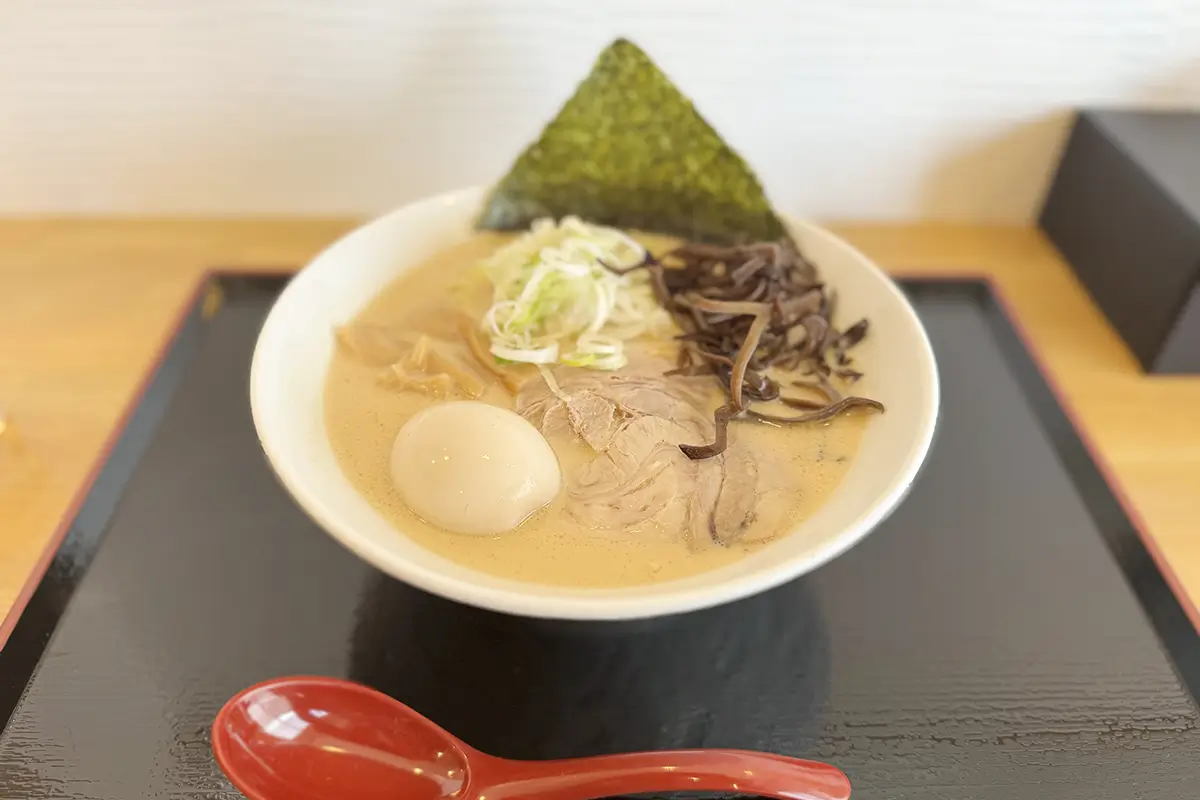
[476,38,787,245]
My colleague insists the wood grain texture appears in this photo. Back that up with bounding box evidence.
[0,219,1197,631]
[1,1,1199,220]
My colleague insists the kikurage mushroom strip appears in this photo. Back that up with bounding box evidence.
[609,238,884,459]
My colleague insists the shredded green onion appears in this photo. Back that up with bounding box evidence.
[479,216,668,370]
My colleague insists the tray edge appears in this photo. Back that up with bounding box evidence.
[1,269,1196,710]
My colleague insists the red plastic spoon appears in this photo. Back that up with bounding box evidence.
[212,675,850,800]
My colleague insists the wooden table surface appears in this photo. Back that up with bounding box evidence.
[1,220,1197,637]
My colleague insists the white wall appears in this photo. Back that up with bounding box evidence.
[1,0,1198,222]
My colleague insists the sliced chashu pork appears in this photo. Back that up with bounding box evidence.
[516,367,785,547]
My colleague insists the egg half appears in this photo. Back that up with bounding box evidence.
[390,401,562,535]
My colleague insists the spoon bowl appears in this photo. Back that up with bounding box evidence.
[214,677,471,800]
[213,676,851,800]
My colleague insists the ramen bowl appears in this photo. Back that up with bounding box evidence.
[251,187,939,620]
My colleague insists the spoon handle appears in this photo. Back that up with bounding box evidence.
[476,749,851,800]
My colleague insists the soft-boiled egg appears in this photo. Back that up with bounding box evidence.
[390,401,562,535]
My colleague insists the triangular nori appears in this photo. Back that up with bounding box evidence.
[476,38,787,245]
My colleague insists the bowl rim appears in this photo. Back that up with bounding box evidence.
[250,186,940,620]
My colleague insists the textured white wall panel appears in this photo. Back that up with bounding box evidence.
[1,0,1198,220]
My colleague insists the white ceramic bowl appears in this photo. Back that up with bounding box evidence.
[251,187,939,621]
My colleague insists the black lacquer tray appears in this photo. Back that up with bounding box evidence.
[1,275,1198,800]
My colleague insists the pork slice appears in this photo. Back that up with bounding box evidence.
[565,391,622,452]
[604,416,695,477]
[515,374,555,414]
[688,459,725,549]
[516,368,771,543]
[566,414,702,530]
[518,370,704,455]
[734,449,799,544]
[711,448,759,545]
[568,442,689,530]
[682,445,764,548]
[515,379,564,436]
[518,387,622,452]
[571,416,692,496]
[614,386,708,433]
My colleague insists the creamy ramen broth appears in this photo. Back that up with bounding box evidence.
[324,233,868,588]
